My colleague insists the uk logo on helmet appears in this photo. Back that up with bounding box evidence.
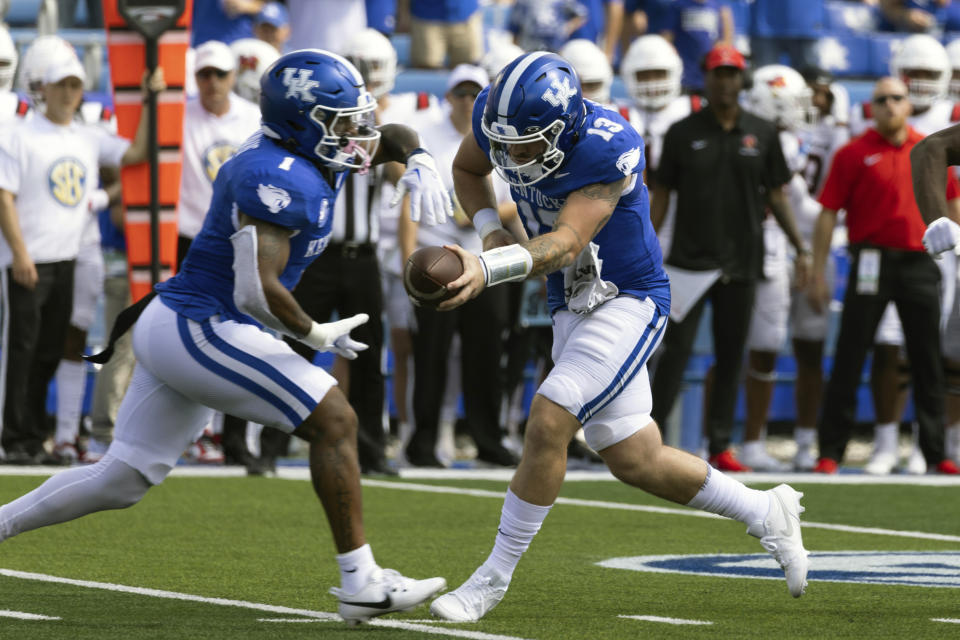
[282,68,319,102]
[542,77,577,109]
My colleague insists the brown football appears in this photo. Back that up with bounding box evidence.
[403,246,464,307]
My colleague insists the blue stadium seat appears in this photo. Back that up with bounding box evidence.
[823,0,881,34]
[813,33,873,77]
[751,0,825,39]
[867,32,905,78]
[728,0,752,36]
[5,0,39,27]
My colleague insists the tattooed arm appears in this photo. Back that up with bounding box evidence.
[438,177,625,309]
[236,212,315,336]
[523,178,624,277]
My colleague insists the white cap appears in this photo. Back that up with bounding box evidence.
[195,40,235,72]
[446,63,488,92]
[44,56,86,84]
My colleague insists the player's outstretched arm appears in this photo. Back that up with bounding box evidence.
[377,123,453,225]
[912,124,960,254]
[438,177,624,311]
[232,214,369,358]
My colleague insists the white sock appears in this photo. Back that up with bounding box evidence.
[54,360,87,445]
[336,543,377,594]
[873,423,898,454]
[483,488,552,580]
[794,427,816,449]
[946,423,960,461]
[686,466,770,526]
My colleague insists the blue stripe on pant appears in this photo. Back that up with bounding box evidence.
[176,315,306,427]
[577,307,665,423]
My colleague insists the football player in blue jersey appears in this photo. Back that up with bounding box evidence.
[0,49,450,625]
[429,52,810,622]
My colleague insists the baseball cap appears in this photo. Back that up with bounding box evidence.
[446,63,488,92]
[703,43,746,71]
[44,55,85,84]
[255,2,289,27]
[195,40,235,72]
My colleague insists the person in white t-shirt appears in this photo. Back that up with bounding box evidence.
[178,40,262,266]
[284,0,366,55]
[405,64,520,468]
[0,54,163,465]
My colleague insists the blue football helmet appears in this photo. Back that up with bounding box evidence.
[260,48,380,171]
[481,51,585,186]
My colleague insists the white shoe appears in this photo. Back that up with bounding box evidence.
[793,447,817,472]
[430,565,510,622]
[330,567,446,626]
[903,447,927,475]
[864,451,897,475]
[740,443,791,472]
[747,484,809,598]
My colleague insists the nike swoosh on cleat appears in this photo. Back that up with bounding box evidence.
[774,492,796,538]
[343,596,393,609]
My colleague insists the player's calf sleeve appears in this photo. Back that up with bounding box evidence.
[686,465,769,527]
[0,454,150,541]
[54,359,87,445]
[485,488,552,580]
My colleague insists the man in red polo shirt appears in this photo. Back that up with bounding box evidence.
[808,76,960,475]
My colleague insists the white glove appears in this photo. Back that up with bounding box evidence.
[922,217,960,256]
[301,313,369,360]
[390,150,452,226]
[89,188,110,212]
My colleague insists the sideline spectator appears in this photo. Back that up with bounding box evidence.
[285,0,367,54]
[809,76,959,475]
[252,2,290,52]
[0,55,162,465]
[648,44,808,472]
[407,0,483,69]
[879,0,949,33]
[509,0,588,53]
[192,0,264,47]
[661,0,733,94]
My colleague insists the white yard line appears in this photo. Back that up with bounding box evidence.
[619,614,713,625]
[362,479,960,543]
[0,609,61,621]
[0,569,530,640]
[932,618,960,624]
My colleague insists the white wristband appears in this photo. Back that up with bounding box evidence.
[478,244,533,286]
[472,207,503,239]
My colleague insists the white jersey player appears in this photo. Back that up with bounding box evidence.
[620,34,705,258]
[742,64,839,470]
[229,37,280,103]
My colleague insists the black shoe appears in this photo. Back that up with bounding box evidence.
[246,455,277,477]
[405,452,444,468]
[476,446,519,467]
[361,460,399,476]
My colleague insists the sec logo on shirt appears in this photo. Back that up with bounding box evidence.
[204,141,239,182]
[48,157,87,207]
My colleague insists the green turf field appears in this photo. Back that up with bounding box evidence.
[1,471,958,639]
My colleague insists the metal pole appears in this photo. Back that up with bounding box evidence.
[145,39,160,286]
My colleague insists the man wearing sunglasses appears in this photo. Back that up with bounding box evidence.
[809,77,960,475]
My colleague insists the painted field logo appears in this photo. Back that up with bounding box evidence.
[597,552,960,588]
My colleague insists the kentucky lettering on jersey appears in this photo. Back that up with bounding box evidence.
[157,131,343,323]
[472,87,670,315]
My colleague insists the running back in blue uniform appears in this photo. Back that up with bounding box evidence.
[0,50,454,625]
[430,52,809,623]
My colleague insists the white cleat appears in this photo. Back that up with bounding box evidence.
[902,447,927,475]
[793,447,817,472]
[430,565,509,622]
[740,445,792,472]
[330,568,447,626]
[864,451,897,475]
[747,484,810,598]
